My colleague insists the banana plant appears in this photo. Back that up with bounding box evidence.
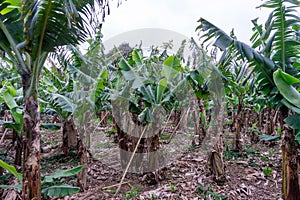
[186,63,210,144]
[39,65,78,156]
[182,40,227,182]
[0,0,109,199]
[197,0,300,198]
[0,81,23,134]
[111,47,188,173]
[273,68,300,141]
[38,50,91,170]
[41,30,110,190]
[0,80,24,166]
[0,159,83,198]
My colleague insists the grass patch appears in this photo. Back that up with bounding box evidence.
[224,145,262,161]
[95,142,112,149]
[160,133,171,140]
[125,186,141,200]
[105,128,117,136]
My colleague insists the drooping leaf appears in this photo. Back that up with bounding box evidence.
[197,18,275,87]
[284,114,300,130]
[276,69,300,85]
[43,165,83,184]
[25,0,109,58]
[41,185,80,197]
[2,90,17,109]
[0,184,22,191]
[281,99,300,114]
[40,123,61,130]
[0,159,22,182]
[10,107,23,125]
[0,120,22,134]
[0,0,23,53]
[51,93,76,113]
[196,18,233,51]
[273,69,300,108]
[259,134,281,141]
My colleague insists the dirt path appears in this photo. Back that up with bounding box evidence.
[0,126,283,200]
[53,142,282,200]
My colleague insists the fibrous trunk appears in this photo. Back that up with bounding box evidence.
[233,101,242,152]
[14,130,23,166]
[114,109,161,174]
[116,121,160,173]
[197,98,207,144]
[22,91,41,200]
[77,138,88,191]
[206,104,226,184]
[280,106,300,200]
[62,115,78,156]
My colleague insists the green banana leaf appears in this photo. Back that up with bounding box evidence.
[41,185,80,197]
[42,165,83,184]
[284,114,300,130]
[0,159,22,182]
[273,69,300,108]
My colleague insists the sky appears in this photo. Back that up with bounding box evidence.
[101,0,271,46]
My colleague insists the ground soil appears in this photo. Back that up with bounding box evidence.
[0,123,283,200]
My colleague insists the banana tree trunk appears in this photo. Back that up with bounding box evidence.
[173,109,181,128]
[115,114,160,173]
[197,98,207,143]
[14,130,23,166]
[206,104,226,184]
[21,73,41,200]
[280,106,300,200]
[77,138,88,191]
[191,98,206,146]
[233,101,242,152]
[62,115,78,156]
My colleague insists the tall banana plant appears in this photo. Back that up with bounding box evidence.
[112,48,173,173]
[0,0,108,199]
[196,0,300,199]
[44,33,105,153]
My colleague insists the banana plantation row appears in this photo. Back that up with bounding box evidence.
[0,0,300,199]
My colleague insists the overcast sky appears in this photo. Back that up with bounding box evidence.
[101,0,272,45]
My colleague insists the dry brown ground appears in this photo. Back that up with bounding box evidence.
[0,126,283,200]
